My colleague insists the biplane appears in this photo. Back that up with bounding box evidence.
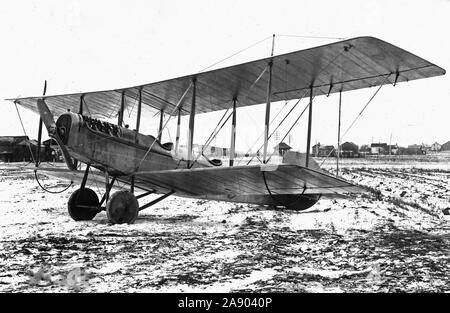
[7,36,445,224]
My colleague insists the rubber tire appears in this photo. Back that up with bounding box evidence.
[68,188,99,221]
[106,190,139,224]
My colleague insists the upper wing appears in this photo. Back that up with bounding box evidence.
[134,164,367,200]
[7,37,445,118]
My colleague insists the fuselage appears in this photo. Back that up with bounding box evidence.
[55,112,213,176]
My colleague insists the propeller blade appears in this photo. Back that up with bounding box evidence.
[37,99,56,136]
[52,133,76,170]
[37,98,75,170]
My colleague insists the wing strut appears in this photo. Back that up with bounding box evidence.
[175,108,181,156]
[263,61,274,163]
[135,87,142,134]
[263,35,276,164]
[305,86,313,167]
[118,90,125,126]
[229,98,237,166]
[336,90,342,177]
[187,78,197,167]
[158,109,164,141]
[35,80,47,167]
[79,94,84,115]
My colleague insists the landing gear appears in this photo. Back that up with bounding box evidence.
[68,188,100,221]
[106,190,139,224]
[68,163,100,221]
[66,163,172,224]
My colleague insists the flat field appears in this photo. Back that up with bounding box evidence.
[0,153,449,292]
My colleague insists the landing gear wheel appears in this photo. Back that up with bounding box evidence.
[68,188,100,221]
[106,190,139,224]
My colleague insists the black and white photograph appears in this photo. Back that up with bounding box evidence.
[0,0,449,299]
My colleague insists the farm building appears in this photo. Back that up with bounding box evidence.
[370,143,388,155]
[441,141,450,151]
[388,144,399,155]
[339,142,359,158]
[430,142,442,151]
[402,144,426,155]
[0,136,61,163]
[312,143,335,157]
[359,145,371,156]
[0,136,35,162]
[274,142,292,157]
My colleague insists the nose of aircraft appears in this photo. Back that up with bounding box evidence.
[56,114,72,145]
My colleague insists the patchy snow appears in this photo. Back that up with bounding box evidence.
[0,155,449,293]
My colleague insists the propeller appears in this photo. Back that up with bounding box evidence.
[37,83,75,170]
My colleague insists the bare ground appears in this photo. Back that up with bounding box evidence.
[0,156,449,293]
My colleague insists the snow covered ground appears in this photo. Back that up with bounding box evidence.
[0,154,449,293]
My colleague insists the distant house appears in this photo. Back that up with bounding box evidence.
[430,142,442,151]
[370,143,388,155]
[359,144,371,157]
[312,143,335,157]
[404,144,426,155]
[441,141,450,151]
[0,136,34,162]
[388,144,399,155]
[340,142,359,158]
[274,142,292,157]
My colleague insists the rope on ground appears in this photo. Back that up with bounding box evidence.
[34,170,73,194]
[14,102,74,193]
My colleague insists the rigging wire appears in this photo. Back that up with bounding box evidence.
[244,90,309,165]
[189,107,234,168]
[266,98,312,163]
[239,43,348,165]
[195,101,233,157]
[275,34,347,41]
[198,35,273,73]
[133,82,193,173]
[318,73,393,167]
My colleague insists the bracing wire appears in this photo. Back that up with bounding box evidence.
[240,44,348,165]
[318,73,393,167]
[198,35,273,73]
[133,82,193,173]
[266,98,312,163]
[190,107,234,168]
[276,34,346,41]
[244,90,309,165]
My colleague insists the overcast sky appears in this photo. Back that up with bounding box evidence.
[0,0,448,153]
